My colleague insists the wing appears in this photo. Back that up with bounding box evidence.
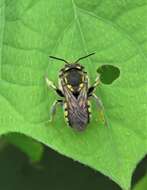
[62,83,89,131]
[78,83,88,108]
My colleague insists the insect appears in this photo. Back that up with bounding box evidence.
[45,53,107,131]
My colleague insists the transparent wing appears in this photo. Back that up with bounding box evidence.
[91,94,108,127]
[62,84,89,129]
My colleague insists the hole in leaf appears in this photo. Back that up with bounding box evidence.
[97,65,120,84]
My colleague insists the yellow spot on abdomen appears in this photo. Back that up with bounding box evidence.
[80,83,84,88]
[64,110,68,117]
[64,102,67,109]
[88,106,91,113]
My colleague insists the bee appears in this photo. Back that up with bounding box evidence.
[45,53,107,131]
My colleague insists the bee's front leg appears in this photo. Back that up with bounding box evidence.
[45,76,64,97]
[90,93,108,127]
[88,75,100,96]
[49,100,63,122]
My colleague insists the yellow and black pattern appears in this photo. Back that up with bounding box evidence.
[45,53,107,131]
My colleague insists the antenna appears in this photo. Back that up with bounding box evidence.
[74,52,95,63]
[49,56,69,64]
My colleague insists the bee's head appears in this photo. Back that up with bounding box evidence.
[64,63,84,71]
[49,53,95,93]
[63,65,84,89]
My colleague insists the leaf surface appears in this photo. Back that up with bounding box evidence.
[0,1,147,189]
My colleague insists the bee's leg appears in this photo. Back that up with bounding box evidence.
[45,76,64,97]
[49,100,63,122]
[91,93,108,127]
[88,75,100,96]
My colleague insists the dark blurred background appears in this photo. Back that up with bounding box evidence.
[0,141,146,190]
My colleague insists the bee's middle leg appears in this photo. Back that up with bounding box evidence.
[49,100,63,122]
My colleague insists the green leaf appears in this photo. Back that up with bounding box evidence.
[133,174,147,190]
[0,0,147,189]
[4,133,44,162]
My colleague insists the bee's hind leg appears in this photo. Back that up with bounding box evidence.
[88,75,108,127]
[90,93,108,127]
[49,100,63,123]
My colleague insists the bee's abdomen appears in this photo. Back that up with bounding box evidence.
[68,109,89,131]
